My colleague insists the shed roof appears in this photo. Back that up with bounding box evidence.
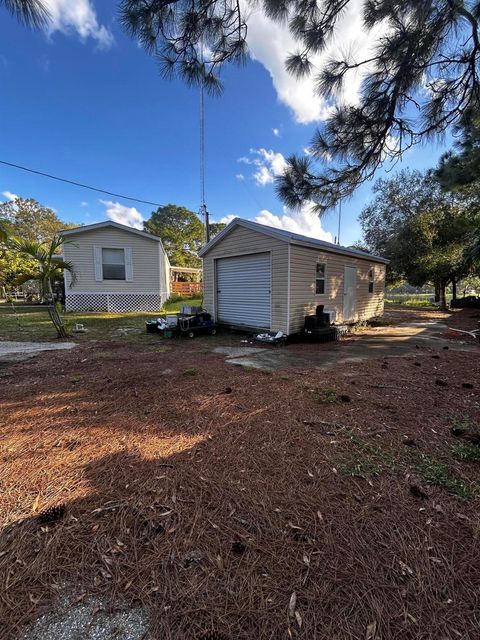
[198,218,389,264]
[59,220,162,243]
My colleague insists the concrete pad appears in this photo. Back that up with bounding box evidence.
[217,319,476,371]
[213,346,266,358]
[0,341,76,363]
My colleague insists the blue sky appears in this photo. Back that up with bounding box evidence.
[0,0,451,246]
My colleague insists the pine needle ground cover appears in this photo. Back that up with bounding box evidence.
[0,324,479,639]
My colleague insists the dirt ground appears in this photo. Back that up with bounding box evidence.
[1,307,479,639]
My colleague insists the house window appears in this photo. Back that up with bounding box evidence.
[102,248,125,280]
[368,268,374,293]
[316,262,326,294]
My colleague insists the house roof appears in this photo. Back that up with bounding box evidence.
[59,220,162,243]
[198,217,389,264]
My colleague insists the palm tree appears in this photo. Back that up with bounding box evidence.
[1,0,49,28]
[12,234,75,302]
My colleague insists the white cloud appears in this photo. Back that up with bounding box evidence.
[255,201,333,242]
[2,190,18,201]
[100,200,145,230]
[80,201,88,207]
[235,173,245,181]
[219,214,237,225]
[44,0,113,48]
[245,0,385,124]
[272,128,280,137]
[238,148,288,186]
[254,165,274,186]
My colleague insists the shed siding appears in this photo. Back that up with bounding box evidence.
[289,245,385,332]
[202,226,289,333]
[64,227,162,293]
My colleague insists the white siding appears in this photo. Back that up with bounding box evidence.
[289,244,386,332]
[202,226,289,333]
[64,227,162,293]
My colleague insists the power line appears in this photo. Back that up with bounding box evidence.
[0,159,164,207]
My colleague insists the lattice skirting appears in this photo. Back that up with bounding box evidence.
[65,293,167,313]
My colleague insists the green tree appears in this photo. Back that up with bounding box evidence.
[121,0,480,210]
[0,197,76,292]
[144,204,205,267]
[436,110,480,278]
[209,221,226,238]
[0,197,75,243]
[436,108,480,194]
[360,170,479,309]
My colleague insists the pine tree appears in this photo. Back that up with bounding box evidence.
[121,0,480,210]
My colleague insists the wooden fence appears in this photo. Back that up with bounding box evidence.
[171,282,203,295]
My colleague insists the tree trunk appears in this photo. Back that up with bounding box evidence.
[451,276,457,301]
[434,280,441,302]
[439,279,448,311]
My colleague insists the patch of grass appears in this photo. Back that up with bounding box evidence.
[337,431,395,479]
[384,293,452,308]
[318,388,338,403]
[418,456,473,500]
[338,458,383,479]
[164,297,202,313]
[150,345,171,353]
[385,298,435,308]
[0,297,203,343]
[451,415,473,435]
[182,368,197,376]
[451,442,480,463]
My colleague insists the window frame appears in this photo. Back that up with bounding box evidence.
[102,247,126,281]
[315,261,327,295]
[368,267,374,294]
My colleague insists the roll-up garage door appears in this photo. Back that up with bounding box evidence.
[216,252,271,328]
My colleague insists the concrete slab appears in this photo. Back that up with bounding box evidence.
[218,319,476,371]
[0,341,76,363]
[213,346,266,358]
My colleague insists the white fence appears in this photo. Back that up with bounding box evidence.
[65,292,167,313]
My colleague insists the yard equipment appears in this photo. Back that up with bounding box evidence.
[146,308,217,338]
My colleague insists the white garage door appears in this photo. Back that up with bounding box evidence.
[216,252,271,328]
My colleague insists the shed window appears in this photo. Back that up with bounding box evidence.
[368,268,374,293]
[316,262,326,295]
[102,248,125,280]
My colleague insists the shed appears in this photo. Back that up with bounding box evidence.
[60,221,170,312]
[198,218,389,334]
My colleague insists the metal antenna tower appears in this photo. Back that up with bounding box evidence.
[337,199,342,245]
[199,43,210,244]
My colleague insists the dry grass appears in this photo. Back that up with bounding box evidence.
[1,326,480,639]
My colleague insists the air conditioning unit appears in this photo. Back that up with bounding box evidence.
[323,309,336,325]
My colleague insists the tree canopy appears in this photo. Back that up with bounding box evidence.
[121,0,480,210]
[144,204,225,268]
[0,197,75,291]
[144,204,205,268]
[0,197,75,243]
[360,169,480,307]
[436,108,480,194]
